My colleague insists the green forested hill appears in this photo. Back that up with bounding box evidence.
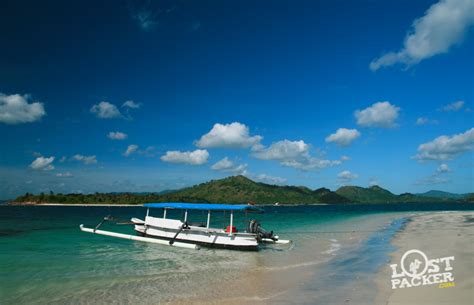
[335,185,452,203]
[336,185,397,203]
[157,175,350,204]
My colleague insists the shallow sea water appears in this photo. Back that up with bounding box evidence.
[0,203,471,304]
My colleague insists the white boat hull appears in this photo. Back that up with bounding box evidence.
[134,216,260,250]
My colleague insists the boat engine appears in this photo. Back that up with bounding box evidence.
[248,220,277,241]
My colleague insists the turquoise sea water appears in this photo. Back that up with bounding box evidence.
[0,203,472,304]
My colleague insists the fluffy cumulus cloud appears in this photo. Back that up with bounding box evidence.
[72,154,98,165]
[370,0,474,71]
[337,170,358,183]
[211,157,234,170]
[252,139,343,171]
[90,101,122,119]
[253,140,308,160]
[325,128,361,146]
[107,131,128,140]
[30,156,55,171]
[413,127,474,161]
[355,102,400,128]
[122,100,141,109]
[252,174,287,185]
[195,122,262,149]
[211,157,247,174]
[123,145,139,157]
[437,163,452,173]
[438,100,465,112]
[0,93,46,124]
[160,149,209,165]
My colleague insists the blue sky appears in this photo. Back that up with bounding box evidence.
[1,0,473,199]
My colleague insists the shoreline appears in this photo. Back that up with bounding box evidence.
[6,202,331,207]
[16,203,143,207]
[7,201,474,207]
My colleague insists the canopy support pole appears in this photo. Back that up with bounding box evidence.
[229,211,234,236]
[163,208,167,219]
[184,209,188,222]
[206,210,211,229]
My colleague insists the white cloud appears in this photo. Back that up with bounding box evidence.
[252,139,342,171]
[416,117,428,125]
[253,174,287,185]
[341,155,351,161]
[337,170,358,183]
[0,93,46,124]
[413,127,474,161]
[370,0,474,71]
[211,157,247,174]
[131,8,157,31]
[369,178,379,186]
[72,154,98,165]
[30,156,55,171]
[122,100,141,109]
[415,117,439,125]
[355,101,400,128]
[90,101,122,119]
[436,163,452,173]
[138,146,157,157]
[59,156,67,163]
[211,157,234,170]
[56,172,73,178]
[415,162,453,185]
[107,131,128,140]
[160,149,209,165]
[253,140,308,160]
[414,175,451,185]
[195,122,262,149]
[325,128,361,146]
[123,145,139,157]
[438,100,465,112]
[280,158,342,171]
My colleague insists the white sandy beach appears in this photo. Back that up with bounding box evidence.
[375,211,473,305]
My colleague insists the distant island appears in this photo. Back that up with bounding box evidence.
[9,175,474,205]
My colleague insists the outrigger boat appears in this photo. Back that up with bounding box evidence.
[80,202,290,251]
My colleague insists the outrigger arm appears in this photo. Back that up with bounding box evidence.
[79,224,200,250]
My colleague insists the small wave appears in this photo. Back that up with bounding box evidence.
[322,239,341,255]
[260,259,324,271]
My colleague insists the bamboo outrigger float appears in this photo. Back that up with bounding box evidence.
[80,202,291,250]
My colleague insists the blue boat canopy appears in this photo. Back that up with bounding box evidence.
[143,202,262,212]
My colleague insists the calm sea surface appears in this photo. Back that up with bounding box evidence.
[0,203,472,304]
